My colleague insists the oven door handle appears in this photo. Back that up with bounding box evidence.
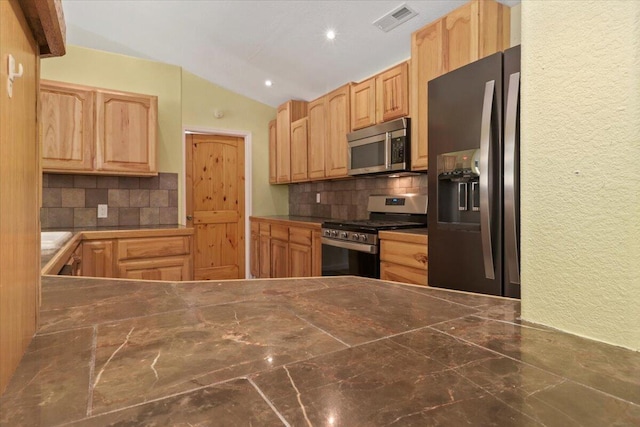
[322,237,378,254]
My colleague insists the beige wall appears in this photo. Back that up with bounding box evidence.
[181,71,286,216]
[40,45,286,221]
[520,1,640,350]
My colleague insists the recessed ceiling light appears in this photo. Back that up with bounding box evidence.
[265,80,272,87]
[326,29,336,40]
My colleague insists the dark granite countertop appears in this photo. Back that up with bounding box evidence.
[249,215,328,227]
[1,276,638,425]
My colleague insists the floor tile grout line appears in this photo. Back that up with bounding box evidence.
[86,325,98,417]
[428,326,640,407]
[293,314,351,348]
[247,377,292,427]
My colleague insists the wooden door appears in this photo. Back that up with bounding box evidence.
[0,0,40,393]
[40,81,95,172]
[307,97,326,180]
[268,119,277,184]
[95,90,157,175]
[377,62,410,123]
[82,240,114,278]
[290,118,308,182]
[410,19,445,171]
[350,77,376,131]
[186,134,245,280]
[325,84,351,178]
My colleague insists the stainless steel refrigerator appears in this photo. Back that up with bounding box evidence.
[427,45,520,298]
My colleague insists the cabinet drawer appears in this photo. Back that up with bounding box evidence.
[381,262,427,286]
[271,224,289,241]
[259,222,270,236]
[118,236,191,260]
[289,227,312,245]
[380,240,428,270]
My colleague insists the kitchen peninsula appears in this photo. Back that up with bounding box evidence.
[0,276,637,426]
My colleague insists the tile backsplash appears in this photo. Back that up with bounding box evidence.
[41,173,178,229]
[288,174,428,220]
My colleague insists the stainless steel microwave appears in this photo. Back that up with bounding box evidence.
[347,118,410,176]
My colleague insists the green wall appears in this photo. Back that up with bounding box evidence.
[40,45,285,220]
[520,1,640,350]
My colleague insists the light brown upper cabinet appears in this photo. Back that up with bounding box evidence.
[41,81,95,172]
[95,90,157,175]
[41,80,158,176]
[268,119,277,184]
[275,100,308,183]
[290,117,308,182]
[351,62,409,131]
[307,96,326,180]
[325,84,351,179]
[410,0,510,171]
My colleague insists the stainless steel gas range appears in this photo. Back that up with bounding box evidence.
[321,194,428,279]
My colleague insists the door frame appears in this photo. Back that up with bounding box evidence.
[182,126,252,278]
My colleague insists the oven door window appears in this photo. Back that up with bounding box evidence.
[350,139,386,172]
[322,244,379,279]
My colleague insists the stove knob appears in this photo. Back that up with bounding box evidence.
[324,230,331,237]
[360,234,368,242]
[352,233,360,240]
[331,230,338,237]
[341,232,348,239]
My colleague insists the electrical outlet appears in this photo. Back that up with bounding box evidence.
[316,193,321,203]
[97,204,108,218]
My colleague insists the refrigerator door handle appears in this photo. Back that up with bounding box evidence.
[480,80,496,280]
[504,72,521,285]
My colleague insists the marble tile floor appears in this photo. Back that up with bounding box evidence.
[1,275,638,426]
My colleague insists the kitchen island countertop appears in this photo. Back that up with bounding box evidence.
[1,276,638,426]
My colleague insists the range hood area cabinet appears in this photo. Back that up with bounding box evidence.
[410,0,510,171]
[40,80,158,176]
[350,61,410,132]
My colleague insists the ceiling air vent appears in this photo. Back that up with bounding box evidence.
[373,3,418,33]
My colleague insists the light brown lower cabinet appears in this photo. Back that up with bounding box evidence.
[81,240,115,278]
[379,230,428,286]
[249,221,260,277]
[46,230,193,281]
[250,218,321,279]
[117,235,192,281]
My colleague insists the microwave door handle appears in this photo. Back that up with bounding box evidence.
[385,131,391,170]
[480,79,495,280]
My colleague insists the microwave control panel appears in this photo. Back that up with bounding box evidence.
[390,136,407,164]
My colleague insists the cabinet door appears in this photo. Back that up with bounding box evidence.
[325,84,351,178]
[312,229,322,276]
[82,240,114,278]
[250,221,260,277]
[276,102,291,183]
[380,262,427,286]
[40,81,95,172]
[270,238,289,278]
[307,97,326,180]
[268,119,277,184]
[350,78,376,131]
[410,19,444,171]
[95,90,157,175]
[259,223,271,278]
[118,256,192,281]
[290,118,308,182]
[377,62,409,123]
[289,242,312,278]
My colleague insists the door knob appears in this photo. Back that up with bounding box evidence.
[186,215,193,221]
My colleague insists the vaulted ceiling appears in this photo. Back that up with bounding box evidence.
[62,0,519,107]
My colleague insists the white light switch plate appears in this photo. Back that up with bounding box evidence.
[97,204,108,218]
[316,193,321,203]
